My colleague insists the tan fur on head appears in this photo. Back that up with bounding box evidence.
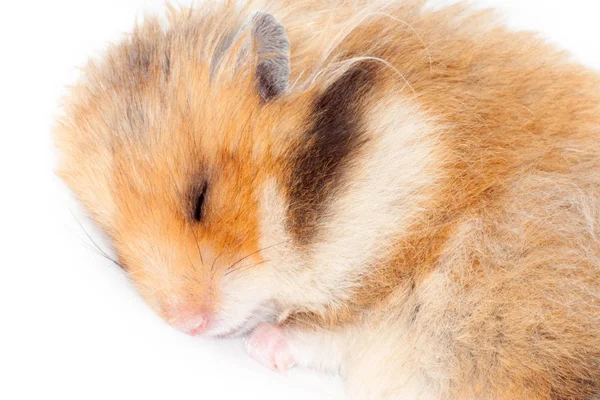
[55,0,600,398]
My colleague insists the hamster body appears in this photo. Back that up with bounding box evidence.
[55,1,600,398]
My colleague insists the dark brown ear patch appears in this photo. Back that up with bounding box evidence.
[252,12,290,101]
[287,64,376,244]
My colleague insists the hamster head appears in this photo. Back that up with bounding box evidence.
[55,6,382,337]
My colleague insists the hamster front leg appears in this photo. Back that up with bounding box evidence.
[245,323,347,374]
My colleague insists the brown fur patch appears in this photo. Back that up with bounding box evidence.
[287,64,376,244]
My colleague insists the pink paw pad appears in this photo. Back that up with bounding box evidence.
[245,323,296,372]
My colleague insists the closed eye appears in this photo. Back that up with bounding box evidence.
[193,182,208,222]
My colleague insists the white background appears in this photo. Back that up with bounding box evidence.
[1,1,599,399]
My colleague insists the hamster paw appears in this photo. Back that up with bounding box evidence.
[245,323,296,372]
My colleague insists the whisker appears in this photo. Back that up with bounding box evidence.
[81,242,124,269]
[190,227,204,267]
[225,239,290,275]
[70,210,124,269]
[208,232,252,283]
[211,247,226,274]
[225,259,270,276]
[182,223,199,273]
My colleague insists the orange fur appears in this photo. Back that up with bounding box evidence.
[55,1,600,398]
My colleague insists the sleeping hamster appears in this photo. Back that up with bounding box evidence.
[54,0,600,398]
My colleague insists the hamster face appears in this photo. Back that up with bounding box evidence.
[102,106,282,337]
[55,10,313,337]
[101,106,292,337]
[58,68,303,337]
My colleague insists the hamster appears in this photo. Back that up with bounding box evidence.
[54,0,600,398]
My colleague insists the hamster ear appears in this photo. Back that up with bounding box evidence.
[251,12,290,101]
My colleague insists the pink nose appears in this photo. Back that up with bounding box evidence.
[180,313,209,336]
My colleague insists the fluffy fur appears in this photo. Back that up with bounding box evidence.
[55,1,600,398]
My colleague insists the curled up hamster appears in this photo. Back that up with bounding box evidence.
[54,1,600,398]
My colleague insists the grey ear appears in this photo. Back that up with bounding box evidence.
[251,12,290,101]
